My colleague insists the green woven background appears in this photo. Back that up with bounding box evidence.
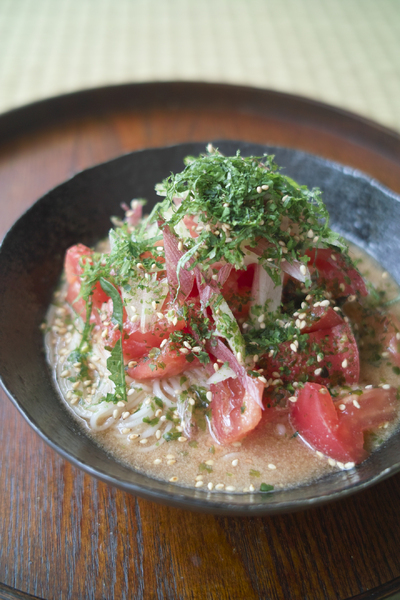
[1,0,400,132]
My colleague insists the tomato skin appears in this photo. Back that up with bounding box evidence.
[336,387,398,433]
[379,314,400,368]
[210,377,263,444]
[101,298,186,361]
[291,383,398,463]
[221,265,255,320]
[263,321,360,387]
[301,306,343,333]
[306,248,368,298]
[65,244,109,319]
[126,340,198,380]
[290,383,366,463]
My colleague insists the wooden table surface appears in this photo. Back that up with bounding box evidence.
[1,83,400,600]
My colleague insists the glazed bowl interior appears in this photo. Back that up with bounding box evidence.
[1,140,400,516]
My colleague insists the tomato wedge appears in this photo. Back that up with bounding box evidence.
[301,306,343,333]
[210,377,263,444]
[263,321,359,386]
[221,265,255,320]
[291,383,398,463]
[65,244,109,319]
[306,248,368,298]
[102,298,185,361]
[126,340,198,380]
[378,314,400,368]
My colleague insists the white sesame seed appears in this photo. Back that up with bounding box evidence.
[113,409,119,419]
[259,376,267,384]
[353,399,361,409]
[300,265,307,276]
[215,484,225,490]
[257,186,262,193]
[208,482,214,490]
[154,458,162,465]
[192,346,201,353]
[382,271,389,279]
[206,391,213,402]
[257,314,265,324]
[268,463,277,470]
[121,427,130,434]
[178,436,187,443]
[396,333,400,341]
[140,439,148,445]
[178,241,183,252]
[320,300,330,307]
[155,430,162,440]
[314,368,322,376]
[205,460,214,466]
[338,404,346,411]
[179,347,189,355]
[160,415,167,422]
[365,384,373,389]
[307,229,314,238]
[249,484,255,492]
[195,481,204,488]
[128,433,139,440]
[176,426,183,432]
[127,388,135,396]
[122,411,130,420]
[167,459,176,465]
[72,381,80,390]
[232,459,239,467]
[117,401,125,407]
[382,384,391,390]
[70,397,78,405]
[288,396,297,403]
[195,475,203,481]
[169,477,178,482]
[341,359,348,369]
[316,451,324,458]
[213,363,219,372]
[61,369,70,378]
[188,398,195,406]
[344,462,355,470]
[226,486,235,492]
[328,458,336,467]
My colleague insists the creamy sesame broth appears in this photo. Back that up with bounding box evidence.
[45,148,400,494]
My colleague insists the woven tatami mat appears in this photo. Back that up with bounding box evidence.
[0,0,400,132]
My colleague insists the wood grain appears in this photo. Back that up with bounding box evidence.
[1,83,400,600]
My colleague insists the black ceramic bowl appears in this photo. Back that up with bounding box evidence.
[1,140,400,516]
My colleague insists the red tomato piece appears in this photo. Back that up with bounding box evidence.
[102,298,185,361]
[263,322,359,387]
[336,387,397,433]
[210,377,263,444]
[290,383,366,463]
[291,383,398,463]
[306,248,368,298]
[301,306,343,333]
[65,244,109,319]
[221,264,256,320]
[183,214,199,238]
[126,340,198,380]
[378,314,400,368]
